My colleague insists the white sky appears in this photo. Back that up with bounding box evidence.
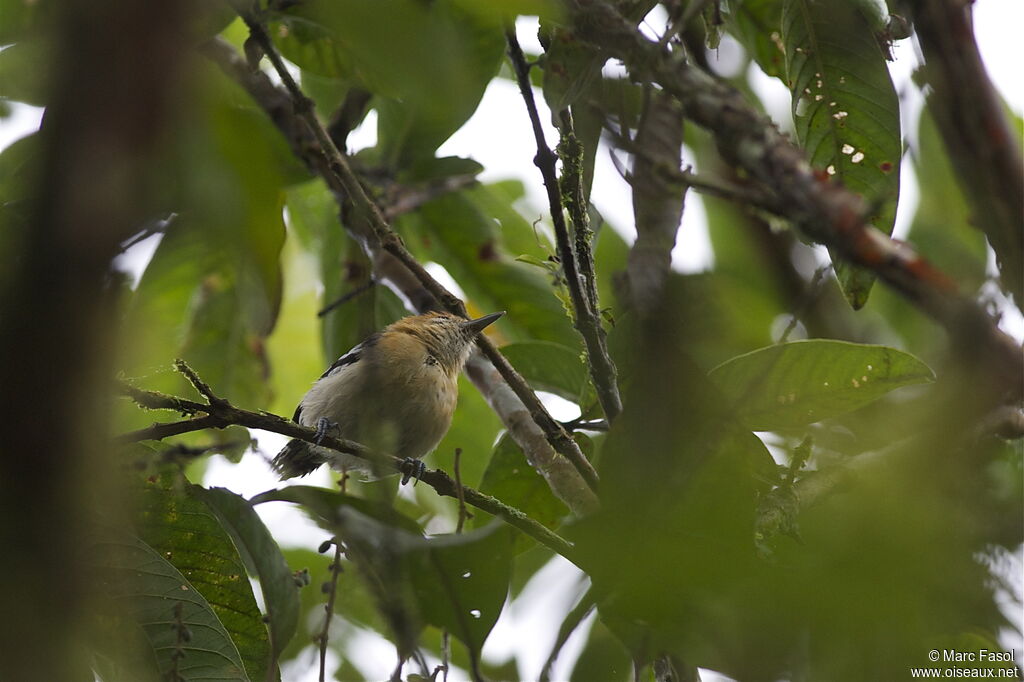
[2,5,1021,680]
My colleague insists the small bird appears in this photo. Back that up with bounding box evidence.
[273,310,504,482]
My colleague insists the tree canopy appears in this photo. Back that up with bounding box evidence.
[0,0,1021,681]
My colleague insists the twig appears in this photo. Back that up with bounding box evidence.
[317,279,376,318]
[174,358,224,406]
[611,127,785,215]
[777,265,829,343]
[568,0,1023,403]
[453,448,471,534]
[116,414,224,443]
[317,541,344,682]
[506,29,623,423]
[232,19,601,498]
[117,369,579,563]
[381,174,480,222]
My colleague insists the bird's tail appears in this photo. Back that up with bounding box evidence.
[272,439,325,479]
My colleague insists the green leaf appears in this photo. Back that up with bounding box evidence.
[278,0,504,167]
[134,478,271,682]
[475,433,569,552]
[337,509,513,662]
[726,0,785,78]
[500,341,590,403]
[271,14,351,78]
[708,340,934,430]
[87,527,250,681]
[251,485,424,535]
[782,0,901,308]
[568,618,632,682]
[192,487,301,663]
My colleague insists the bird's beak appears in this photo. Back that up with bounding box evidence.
[462,311,505,335]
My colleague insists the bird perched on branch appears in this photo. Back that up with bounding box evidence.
[273,310,504,483]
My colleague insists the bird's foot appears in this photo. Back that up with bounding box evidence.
[399,458,426,486]
[314,417,339,445]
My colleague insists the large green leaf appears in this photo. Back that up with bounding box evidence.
[276,0,504,167]
[782,0,900,308]
[87,528,249,681]
[708,339,934,430]
[192,487,301,663]
[135,478,271,682]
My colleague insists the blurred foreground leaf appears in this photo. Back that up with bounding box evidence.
[709,340,934,430]
[87,528,249,681]
[193,487,300,662]
[136,477,271,681]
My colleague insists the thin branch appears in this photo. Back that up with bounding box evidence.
[116,414,224,443]
[568,0,1023,402]
[174,358,225,406]
[907,0,1023,304]
[218,22,601,503]
[610,125,786,215]
[777,265,829,344]
[380,174,480,222]
[453,448,471,534]
[317,279,376,318]
[117,368,579,562]
[318,541,344,682]
[506,29,623,423]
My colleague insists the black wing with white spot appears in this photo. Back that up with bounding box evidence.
[293,333,380,423]
[320,332,380,379]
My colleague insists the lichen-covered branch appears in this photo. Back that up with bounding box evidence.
[506,30,623,423]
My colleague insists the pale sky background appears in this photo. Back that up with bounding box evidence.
[2,4,1021,680]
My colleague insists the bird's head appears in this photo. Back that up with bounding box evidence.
[388,310,505,373]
